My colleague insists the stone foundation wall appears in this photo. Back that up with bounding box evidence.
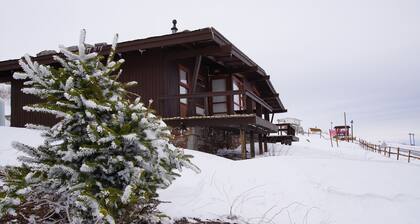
[171,127,240,154]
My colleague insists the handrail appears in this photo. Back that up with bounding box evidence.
[158,90,242,100]
[158,90,273,112]
[245,91,273,112]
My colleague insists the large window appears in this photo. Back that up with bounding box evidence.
[179,66,189,117]
[211,78,227,114]
[233,77,244,111]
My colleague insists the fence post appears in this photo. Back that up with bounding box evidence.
[388,147,391,158]
[408,150,411,163]
[397,147,400,160]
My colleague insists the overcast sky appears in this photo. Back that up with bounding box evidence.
[1,0,419,143]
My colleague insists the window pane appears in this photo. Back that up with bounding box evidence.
[213,103,227,113]
[212,79,226,92]
[234,95,240,104]
[179,86,188,95]
[180,98,187,104]
[213,96,226,103]
[234,104,240,111]
[195,106,205,115]
[180,69,188,85]
[233,81,239,91]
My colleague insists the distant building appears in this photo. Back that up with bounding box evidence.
[334,125,350,140]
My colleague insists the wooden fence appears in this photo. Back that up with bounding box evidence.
[358,139,420,163]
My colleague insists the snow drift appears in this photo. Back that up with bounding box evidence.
[1,127,420,223]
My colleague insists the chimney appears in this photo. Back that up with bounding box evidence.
[171,19,178,34]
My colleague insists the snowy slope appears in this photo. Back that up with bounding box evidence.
[1,127,420,223]
[159,136,420,224]
[0,127,42,166]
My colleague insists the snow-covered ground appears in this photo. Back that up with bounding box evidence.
[159,135,420,224]
[1,127,420,224]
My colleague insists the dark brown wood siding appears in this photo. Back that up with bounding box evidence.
[119,50,164,111]
[11,79,56,127]
[9,49,178,127]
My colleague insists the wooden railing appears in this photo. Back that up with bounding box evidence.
[358,139,420,163]
[158,90,272,119]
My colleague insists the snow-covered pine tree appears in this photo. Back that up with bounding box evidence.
[0,30,198,223]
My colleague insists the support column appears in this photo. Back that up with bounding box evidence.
[250,131,255,158]
[258,134,263,155]
[264,134,268,153]
[240,128,247,160]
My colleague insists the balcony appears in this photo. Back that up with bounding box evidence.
[158,90,278,133]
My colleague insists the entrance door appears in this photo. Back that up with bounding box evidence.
[211,78,228,114]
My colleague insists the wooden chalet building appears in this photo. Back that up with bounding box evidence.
[0,27,287,158]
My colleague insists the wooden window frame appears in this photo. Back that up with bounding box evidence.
[210,77,229,115]
[232,76,245,111]
[179,65,190,117]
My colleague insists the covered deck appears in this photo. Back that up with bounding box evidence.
[267,123,300,145]
[163,114,278,133]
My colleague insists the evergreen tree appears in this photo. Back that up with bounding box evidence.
[0,30,198,223]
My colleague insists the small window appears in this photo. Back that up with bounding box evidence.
[179,66,190,117]
[195,106,205,115]
[213,103,227,113]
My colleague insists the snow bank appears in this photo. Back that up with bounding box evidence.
[159,135,420,224]
[1,127,420,223]
[0,127,42,166]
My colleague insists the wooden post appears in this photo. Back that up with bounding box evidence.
[256,103,262,118]
[408,150,411,163]
[397,147,400,160]
[330,131,333,148]
[240,129,246,160]
[246,96,253,114]
[264,110,270,121]
[250,131,255,158]
[258,134,263,155]
[264,134,268,153]
[388,147,391,158]
[336,136,339,147]
[191,55,202,93]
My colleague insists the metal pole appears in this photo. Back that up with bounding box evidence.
[410,133,416,146]
[351,120,354,143]
[409,133,412,146]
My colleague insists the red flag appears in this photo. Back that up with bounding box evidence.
[329,129,337,137]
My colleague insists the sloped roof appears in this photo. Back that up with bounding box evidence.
[0,27,286,112]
